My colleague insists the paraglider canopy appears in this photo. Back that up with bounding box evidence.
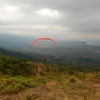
[30,37,56,47]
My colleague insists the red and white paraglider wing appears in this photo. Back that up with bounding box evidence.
[30,38,56,46]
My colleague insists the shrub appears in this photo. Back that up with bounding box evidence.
[35,76,56,83]
[69,76,79,83]
[75,72,85,80]
[57,76,67,81]
[84,73,96,81]
[0,76,36,94]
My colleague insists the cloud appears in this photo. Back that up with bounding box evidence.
[37,9,60,17]
[0,0,100,41]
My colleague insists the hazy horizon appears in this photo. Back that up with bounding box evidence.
[0,33,100,48]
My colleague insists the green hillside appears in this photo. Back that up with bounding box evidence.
[0,53,100,100]
[0,47,43,62]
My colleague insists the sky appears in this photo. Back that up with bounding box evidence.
[0,0,100,41]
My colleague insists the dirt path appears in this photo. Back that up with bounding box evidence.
[36,66,41,77]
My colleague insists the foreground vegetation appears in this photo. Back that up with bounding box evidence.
[0,54,100,100]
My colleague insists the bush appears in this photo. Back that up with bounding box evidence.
[69,76,79,83]
[35,76,56,83]
[84,73,96,81]
[0,76,36,94]
[92,75,100,82]
[75,72,85,80]
[57,76,67,81]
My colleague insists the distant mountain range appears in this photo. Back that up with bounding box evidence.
[0,33,35,51]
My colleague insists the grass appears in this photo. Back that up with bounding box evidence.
[0,74,100,100]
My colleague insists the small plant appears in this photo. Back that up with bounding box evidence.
[57,76,66,81]
[84,73,96,81]
[35,76,56,83]
[69,75,79,83]
[75,72,85,80]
